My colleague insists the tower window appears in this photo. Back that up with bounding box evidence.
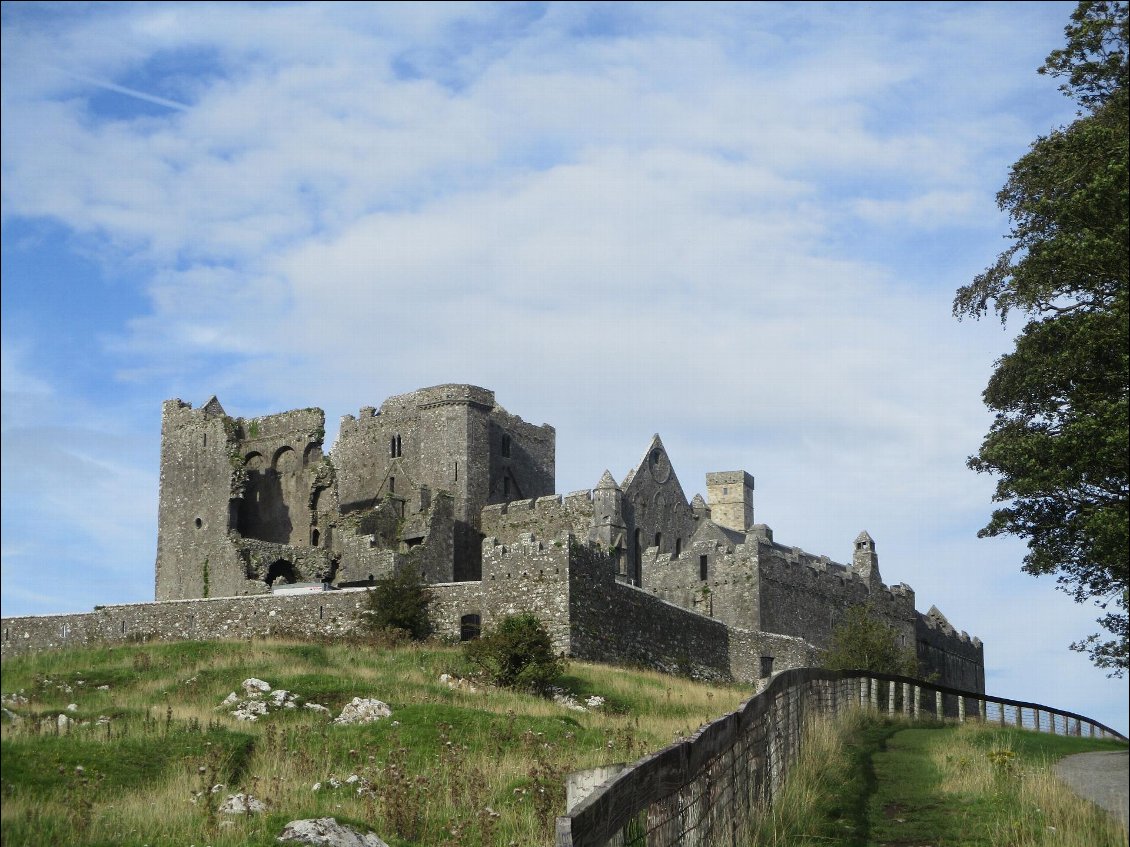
[700,555,708,581]
[390,435,403,458]
[654,532,662,551]
[501,434,511,457]
[389,476,395,494]
[675,538,682,558]
[760,656,774,678]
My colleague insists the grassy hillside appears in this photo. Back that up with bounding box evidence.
[0,638,751,846]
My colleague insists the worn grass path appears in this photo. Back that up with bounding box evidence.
[755,716,1129,847]
[862,725,1127,847]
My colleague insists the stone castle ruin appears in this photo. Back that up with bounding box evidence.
[3,384,984,692]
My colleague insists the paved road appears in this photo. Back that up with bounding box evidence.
[1054,750,1129,826]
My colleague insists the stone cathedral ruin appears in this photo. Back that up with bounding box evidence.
[2,384,984,692]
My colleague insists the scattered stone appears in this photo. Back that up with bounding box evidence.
[276,817,390,846]
[232,700,269,721]
[304,702,331,715]
[220,692,239,706]
[218,793,267,814]
[96,685,110,691]
[585,695,606,709]
[66,703,79,712]
[2,707,23,723]
[242,678,272,696]
[332,698,391,725]
[438,673,478,693]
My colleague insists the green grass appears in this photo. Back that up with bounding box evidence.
[750,710,1127,847]
[1,638,749,847]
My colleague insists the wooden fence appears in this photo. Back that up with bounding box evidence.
[554,668,1127,847]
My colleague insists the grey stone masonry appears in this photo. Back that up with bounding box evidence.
[4,384,985,695]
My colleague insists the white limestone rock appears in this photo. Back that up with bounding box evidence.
[332,698,391,725]
[218,792,267,814]
[242,678,272,696]
[276,817,389,846]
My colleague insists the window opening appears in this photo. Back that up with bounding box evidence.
[311,528,320,546]
[700,555,708,581]
[654,532,662,551]
[501,434,511,457]
[389,476,395,494]
[760,656,774,678]
[675,538,682,558]
[460,614,482,641]
[396,434,402,457]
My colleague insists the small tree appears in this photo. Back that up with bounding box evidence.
[822,605,919,677]
[362,565,432,640]
[463,613,564,693]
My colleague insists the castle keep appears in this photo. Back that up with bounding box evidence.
[3,384,984,692]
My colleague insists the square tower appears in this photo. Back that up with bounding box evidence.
[705,471,754,533]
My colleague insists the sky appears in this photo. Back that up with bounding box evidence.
[2,1,1126,735]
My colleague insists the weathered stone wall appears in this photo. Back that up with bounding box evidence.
[916,611,986,693]
[480,491,596,543]
[233,407,326,549]
[155,399,246,601]
[756,543,917,650]
[641,537,763,631]
[480,535,573,652]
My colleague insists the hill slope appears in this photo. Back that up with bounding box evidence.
[1,638,751,846]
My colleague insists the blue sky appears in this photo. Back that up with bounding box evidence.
[3,1,1126,734]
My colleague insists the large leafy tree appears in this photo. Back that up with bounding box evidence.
[954,2,1128,675]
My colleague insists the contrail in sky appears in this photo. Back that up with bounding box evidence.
[43,64,191,111]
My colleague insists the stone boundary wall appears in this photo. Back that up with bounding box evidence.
[480,491,595,542]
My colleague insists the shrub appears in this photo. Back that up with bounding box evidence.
[822,604,919,677]
[362,566,432,640]
[463,613,564,693]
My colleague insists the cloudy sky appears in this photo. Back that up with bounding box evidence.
[2,1,1125,734]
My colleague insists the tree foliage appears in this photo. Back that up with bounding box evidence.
[463,613,565,693]
[362,566,433,640]
[954,2,1129,675]
[822,605,919,677]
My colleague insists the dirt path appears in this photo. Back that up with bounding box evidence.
[1054,750,1129,826]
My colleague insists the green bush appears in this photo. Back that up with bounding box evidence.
[463,613,564,693]
[362,565,432,640]
[822,604,919,677]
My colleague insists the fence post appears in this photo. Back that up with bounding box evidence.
[888,679,896,717]
[979,697,986,722]
[958,695,965,723]
[870,678,879,712]
[999,702,1006,727]
[935,690,943,721]
[912,686,920,720]
[860,678,867,710]
[1035,709,1041,733]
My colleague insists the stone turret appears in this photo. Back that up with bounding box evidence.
[852,530,881,587]
[591,470,628,576]
[704,471,754,533]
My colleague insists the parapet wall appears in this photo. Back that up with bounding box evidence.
[756,542,916,648]
[480,491,595,543]
[916,611,985,693]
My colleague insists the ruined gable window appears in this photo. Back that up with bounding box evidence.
[700,555,708,581]
[396,434,402,457]
[311,528,320,546]
[654,532,662,551]
[389,476,395,494]
[203,433,207,448]
[501,434,511,457]
[760,656,774,678]
[454,461,458,482]
[389,435,403,458]
[675,538,682,558]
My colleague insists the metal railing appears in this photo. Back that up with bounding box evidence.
[555,668,1127,847]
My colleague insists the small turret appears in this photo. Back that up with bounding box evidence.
[852,530,881,587]
[591,470,628,576]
